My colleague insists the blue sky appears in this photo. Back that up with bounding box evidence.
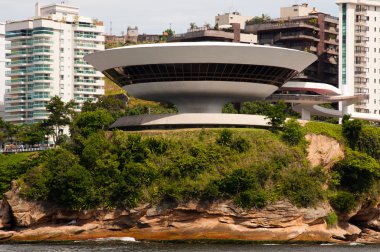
[0,0,338,34]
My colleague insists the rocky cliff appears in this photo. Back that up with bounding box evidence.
[0,134,379,243]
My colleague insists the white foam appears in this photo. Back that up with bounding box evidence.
[93,237,137,242]
[349,242,365,246]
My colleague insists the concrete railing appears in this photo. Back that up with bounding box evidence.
[0,146,54,154]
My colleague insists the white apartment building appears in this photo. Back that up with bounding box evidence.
[337,0,380,119]
[0,22,6,104]
[5,3,104,124]
[215,12,253,29]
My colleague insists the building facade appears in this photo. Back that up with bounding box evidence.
[5,3,104,124]
[246,4,339,86]
[337,0,380,117]
[215,12,253,29]
[0,22,6,104]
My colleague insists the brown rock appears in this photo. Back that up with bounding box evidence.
[306,134,344,169]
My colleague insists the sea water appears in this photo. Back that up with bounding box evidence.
[0,240,380,252]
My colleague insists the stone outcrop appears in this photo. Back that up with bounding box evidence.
[0,192,362,242]
[306,134,344,169]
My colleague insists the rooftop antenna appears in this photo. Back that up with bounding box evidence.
[110,21,113,35]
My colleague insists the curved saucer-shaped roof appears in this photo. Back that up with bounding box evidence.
[85,42,317,113]
[85,42,316,73]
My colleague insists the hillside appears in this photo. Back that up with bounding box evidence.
[0,120,380,242]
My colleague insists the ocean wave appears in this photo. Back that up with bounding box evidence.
[349,242,365,246]
[93,237,137,242]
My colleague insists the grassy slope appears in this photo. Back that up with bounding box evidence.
[104,77,126,96]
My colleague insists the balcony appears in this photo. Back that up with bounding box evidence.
[32,67,53,73]
[6,41,33,49]
[355,71,367,78]
[33,58,53,63]
[326,48,338,55]
[355,50,367,57]
[6,88,27,94]
[32,31,54,38]
[74,60,89,66]
[356,9,368,16]
[74,69,97,75]
[325,26,338,34]
[7,51,33,59]
[355,40,367,47]
[74,79,96,84]
[74,88,103,95]
[33,76,53,81]
[355,19,367,26]
[6,78,33,85]
[354,61,366,67]
[4,115,26,122]
[6,60,33,67]
[5,105,27,111]
[33,49,53,55]
[75,42,97,48]
[355,30,367,36]
[5,70,33,77]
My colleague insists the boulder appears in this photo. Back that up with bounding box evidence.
[306,134,344,169]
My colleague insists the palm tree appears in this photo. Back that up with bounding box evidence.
[204,22,211,30]
[190,22,197,31]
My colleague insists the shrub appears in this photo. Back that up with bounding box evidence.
[222,103,238,114]
[342,115,364,150]
[278,168,325,207]
[216,129,233,146]
[231,136,251,153]
[330,191,356,213]
[282,119,305,146]
[264,101,287,131]
[357,126,380,160]
[332,150,380,193]
[219,169,257,195]
[201,181,221,200]
[326,212,338,228]
[144,137,169,155]
[304,121,343,142]
[71,109,115,138]
[234,190,269,209]
[23,149,98,210]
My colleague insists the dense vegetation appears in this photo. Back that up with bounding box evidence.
[0,96,380,222]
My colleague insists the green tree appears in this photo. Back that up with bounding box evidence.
[71,109,115,138]
[42,96,76,145]
[264,101,287,131]
[332,149,380,193]
[357,126,380,160]
[342,114,364,150]
[189,22,197,31]
[17,123,47,145]
[282,119,305,146]
[240,101,271,115]
[82,96,127,119]
[246,14,271,25]
[278,168,325,207]
[222,103,238,114]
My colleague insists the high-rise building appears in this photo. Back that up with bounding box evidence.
[245,4,339,86]
[0,22,6,104]
[337,0,380,118]
[5,3,104,124]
